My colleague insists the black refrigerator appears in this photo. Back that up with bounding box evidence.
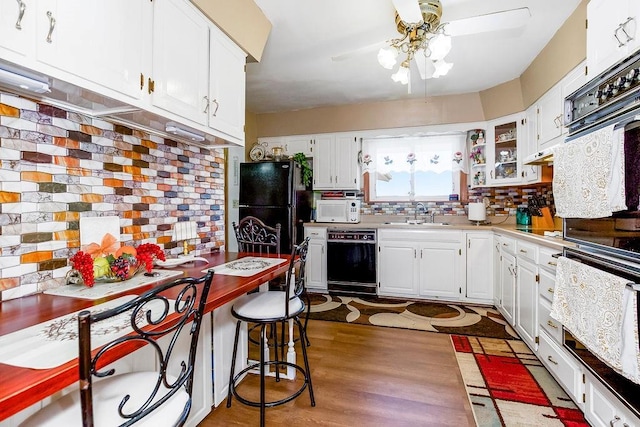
[239,161,312,255]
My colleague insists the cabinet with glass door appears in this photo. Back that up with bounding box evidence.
[467,129,487,188]
[486,113,524,186]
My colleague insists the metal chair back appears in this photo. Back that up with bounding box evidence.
[78,271,214,427]
[233,216,281,256]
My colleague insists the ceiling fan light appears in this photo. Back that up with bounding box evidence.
[377,47,398,69]
[432,59,453,78]
[391,63,410,85]
[428,33,451,61]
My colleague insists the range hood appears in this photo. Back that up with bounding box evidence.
[523,145,557,165]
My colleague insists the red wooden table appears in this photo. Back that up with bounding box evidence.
[0,252,290,421]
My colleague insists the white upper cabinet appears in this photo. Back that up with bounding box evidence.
[0,0,35,59]
[35,0,151,100]
[587,0,640,78]
[536,83,563,149]
[312,135,360,190]
[208,23,246,141]
[486,112,526,186]
[151,0,209,124]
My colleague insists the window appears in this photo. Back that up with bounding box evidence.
[362,133,466,201]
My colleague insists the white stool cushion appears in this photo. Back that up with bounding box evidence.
[20,371,189,427]
[233,291,303,321]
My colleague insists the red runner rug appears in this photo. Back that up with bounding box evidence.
[452,335,589,426]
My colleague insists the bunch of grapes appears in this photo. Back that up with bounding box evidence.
[110,256,131,280]
[136,243,166,273]
[69,251,95,287]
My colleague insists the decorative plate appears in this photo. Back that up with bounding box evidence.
[249,143,266,161]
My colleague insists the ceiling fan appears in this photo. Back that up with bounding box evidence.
[333,0,531,86]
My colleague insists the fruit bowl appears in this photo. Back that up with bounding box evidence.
[94,260,144,282]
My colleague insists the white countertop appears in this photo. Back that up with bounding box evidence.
[305,216,573,250]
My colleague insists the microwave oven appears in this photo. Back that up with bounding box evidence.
[315,199,361,223]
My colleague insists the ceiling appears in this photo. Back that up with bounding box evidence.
[246,0,582,114]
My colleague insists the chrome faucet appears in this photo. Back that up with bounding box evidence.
[415,202,426,221]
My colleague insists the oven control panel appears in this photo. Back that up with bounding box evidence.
[327,229,376,243]
[566,50,640,134]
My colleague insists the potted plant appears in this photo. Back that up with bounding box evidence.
[292,152,312,187]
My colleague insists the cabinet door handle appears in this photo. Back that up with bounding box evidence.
[140,73,144,90]
[547,320,558,329]
[203,96,210,114]
[210,98,220,117]
[148,78,155,94]
[548,261,557,267]
[610,415,621,426]
[46,11,56,43]
[15,0,26,30]
[620,17,635,43]
[519,249,527,253]
[547,287,554,294]
[547,355,558,365]
[614,24,627,47]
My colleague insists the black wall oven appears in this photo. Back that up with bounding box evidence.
[562,49,640,418]
[326,229,376,295]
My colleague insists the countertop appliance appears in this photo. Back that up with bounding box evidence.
[561,49,640,418]
[239,161,312,254]
[315,199,361,223]
[326,229,376,295]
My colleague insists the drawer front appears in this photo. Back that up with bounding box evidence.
[539,268,556,303]
[516,240,538,263]
[539,298,563,343]
[539,247,560,273]
[499,235,516,255]
[305,227,327,240]
[538,330,584,405]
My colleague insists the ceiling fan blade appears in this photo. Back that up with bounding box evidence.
[413,50,435,79]
[331,41,387,62]
[445,7,531,37]
[391,0,422,24]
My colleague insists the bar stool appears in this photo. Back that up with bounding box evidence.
[226,238,314,426]
[20,271,214,427]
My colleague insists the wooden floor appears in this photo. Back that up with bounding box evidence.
[199,319,476,426]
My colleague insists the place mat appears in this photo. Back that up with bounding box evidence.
[0,296,172,369]
[204,256,287,277]
[44,269,183,300]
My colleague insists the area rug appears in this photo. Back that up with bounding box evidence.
[308,293,518,339]
[452,334,589,426]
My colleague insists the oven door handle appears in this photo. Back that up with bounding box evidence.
[613,114,640,130]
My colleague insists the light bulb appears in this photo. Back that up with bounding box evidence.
[391,64,410,85]
[377,47,398,69]
[432,59,453,78]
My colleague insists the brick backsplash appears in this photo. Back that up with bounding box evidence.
[361,185,554,217]
[0,93,225,300]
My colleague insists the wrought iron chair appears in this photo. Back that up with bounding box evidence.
[233,215,312,352]
[20,271,214,427]
[233,216,281,256]
[226,238,314,427]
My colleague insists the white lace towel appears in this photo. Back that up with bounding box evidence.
[550,256,640,384]
[553,124,626,218]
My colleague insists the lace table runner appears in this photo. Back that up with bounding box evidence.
[204,256,287,277]
[44,269,183,300]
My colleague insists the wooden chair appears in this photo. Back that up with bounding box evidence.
[226,238,314,427]
[20,271,214,427]
[233,216,281,256]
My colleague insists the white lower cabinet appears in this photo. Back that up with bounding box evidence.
[378,237,419,296]
[498,250,517,326]
[465,231,494,303]
[305,227,327,291]
[585,370,640,427]
[378,229,463,300]
[515,239,539,351]
[538,330,585,407]
[418,240,462,300]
